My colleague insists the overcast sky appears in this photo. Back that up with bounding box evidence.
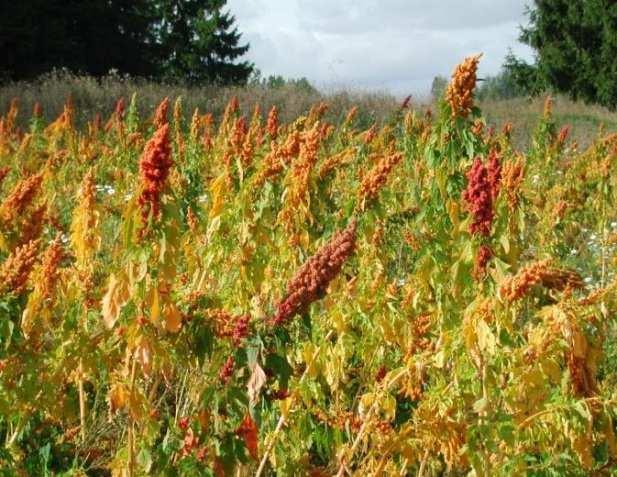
[226,0,535,97]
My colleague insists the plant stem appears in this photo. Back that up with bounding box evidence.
[255,330,333,477]
[335,367,407,477]
[78,358,86,442]
[127,351,138,477]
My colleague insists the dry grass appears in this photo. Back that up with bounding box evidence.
[2,72,617,150]
[0,71,399,129]
[479,95,617,149]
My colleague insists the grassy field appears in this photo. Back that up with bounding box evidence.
[480,96,617,149]
[0,72,397,129]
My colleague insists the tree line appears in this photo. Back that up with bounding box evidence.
[432,1,617,110]
[3,0,617,109]
[0,0,253,85]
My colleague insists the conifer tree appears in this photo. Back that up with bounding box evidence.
[0,0,253,85]
[154,0,253,84]
[509,0,617,109]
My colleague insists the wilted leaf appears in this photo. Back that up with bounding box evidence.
[247,362,267,406]
[476,319,496,356]
[135,337,153,376]
[359,392,375,418]
[163,303,182,333]
[149,286,160,325]
[109,383,128,413]
[101,273,129,329]
[209,173,228,219]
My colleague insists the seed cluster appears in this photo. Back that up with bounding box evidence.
[0,239,40,294]
[445,54,481,118]
[502,157,525,211]
[318,149,354,178]
[138,124,173,224]
[0,173,43,222]
[219,355,235,384]
[153,97,170,129]
[208,310,251,345]
[473,245,492,280]
[267,106,279,139]
[314,409,362,432]
[277,123,323,241]
[255,129,300,186]
[462,158,494,236]
[271,219,357,326]
[500,260,583,302]
[20,203,47,246]
[70,170,98,267]
[40,237,64,299]
[486,150,502,200]
[358,152,403,206]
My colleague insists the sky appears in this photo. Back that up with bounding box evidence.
[226,0,536,97]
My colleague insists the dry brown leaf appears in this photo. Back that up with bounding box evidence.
[163,303,182,333]
[101,273,129,329]
[247,362,267,406]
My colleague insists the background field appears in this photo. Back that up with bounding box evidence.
[3,72,617,149]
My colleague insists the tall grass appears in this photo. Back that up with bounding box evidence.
[2,72,617,149]
[0,71,399,129]
[479,95,617,148]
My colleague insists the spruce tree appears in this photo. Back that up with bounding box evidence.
[0,0,252,85]
[153,0,253,84]
[0,0,157,81]
[511,0,617,109]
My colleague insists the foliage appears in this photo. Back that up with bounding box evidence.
[430,76,448,101]
[0,0,252,85]
[509,0,617,109]
[476,60,533,101]
[0,0,156,81]
[501,52,547,98]
[1,56,617,476]
[153,0,253,84]
[248,71,318,95]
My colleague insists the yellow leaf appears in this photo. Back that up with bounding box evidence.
[109,383,128,413]
[606,416,617,457]
[446,199,460,228]
[570,430,593,469]
[21,292,43,339]
[331,309,348,334]
[150,286,160,325]
[302,343,318,377]
[462,315,477,352]
[135,337,153,377]
[382,394,396,421]
[359,392,375,418]
[476,319,496,356]
[163,303,182,333]
[540,358,561,383]
[499,234,510,254]
[101,274,129,329]
[209,173,228,219]
[280,397,292,419]
[434,349,446,368]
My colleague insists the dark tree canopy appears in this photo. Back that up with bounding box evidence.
[510,0,617,109]
[0,0,253,85]
[154,0,252,84]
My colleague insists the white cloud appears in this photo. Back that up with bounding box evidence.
[226,0,535,96]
